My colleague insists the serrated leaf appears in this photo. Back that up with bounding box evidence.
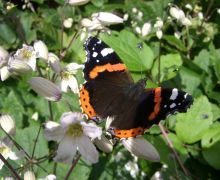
[193,49,210,73]
[101,30,154,72]
[151,54,182,82]
[175,96,213,144]
[201,123,220,148]
[202,141,220,170]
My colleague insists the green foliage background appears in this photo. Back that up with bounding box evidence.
[0,0,220,179]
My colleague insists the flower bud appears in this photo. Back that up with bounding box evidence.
[67,0,90,6]
[180,17,192,26]
[63,18,73,28]
[185,4,192,11]
[48,53,61,74]
[0,114,16,135]
[121,136,160,162]
[24,170,36,180]
[93,134,113,153]
[142,22,151,36]
[135,26,141,34]
[34,40,48,60]
[29,77,62,101]
[156,30,163,39]
[81,18,93,27]
[92,12,123,26]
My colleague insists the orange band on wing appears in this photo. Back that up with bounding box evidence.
[148,87,162,120]
[79,85,97,119]
[89,63,126,79]
[114,127,145,139]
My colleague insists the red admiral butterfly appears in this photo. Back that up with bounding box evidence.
[80,36,193,139]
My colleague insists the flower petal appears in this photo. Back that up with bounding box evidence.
[81,122,102,139]
[0,114,16,135]
[60,79,69,92]
[121,136,160,162]
[34,40,48,60]
[8,151,19,160]
[60,112,84,128]
[77,135,99,163]
[44,121,65,142]
[48,53,61,74]
[67,0,90,6]
[0,66,10,81]
[93,134,113,153]
[24,170,36,180]
[8,58,33,73]
[65,63,84,74]
[92,12,124,25]
[29,77,62,101]
[54,136,77,164]
[67,76,79,94]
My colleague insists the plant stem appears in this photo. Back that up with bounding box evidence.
[159,123,189,176]
[31,125,42,158]
[48,101,54,121]
[0,153,21,180]
[158,40,162,86]
[64,154,81,180]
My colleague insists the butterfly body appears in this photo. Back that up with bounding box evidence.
[80,36,193,139]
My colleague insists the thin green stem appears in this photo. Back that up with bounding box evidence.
[158,40,162,86]
[48,101,54,121]
[0,153,21,180]
[31,125,42,158]
[64,154,81,180]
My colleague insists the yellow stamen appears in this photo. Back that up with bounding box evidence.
[66,124,83,137]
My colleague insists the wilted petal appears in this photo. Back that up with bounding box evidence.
[121,136,160,162]
[93,134,113,153]
[0,114,16,135]
[77,135,99,163]
[0,66,10,81]
[8,58,33,73]
[34,40,48,60]
[48,53,61,74]
[24,170,36,180]
[54,136,77,164]
[44,121,65,141]
[67,0,90,6]
[81,122,102,139]
[60,112,83,128]
[93,12,123,25]
[29,77,62,101]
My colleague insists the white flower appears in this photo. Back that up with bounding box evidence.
[123,14,129,21]
[60,63,83,93]
[31,112,39,121]
[0,46,9,62]
[67,0,90,6]
[44,112,102,164]
[125,161,139,178]
[24,170,36,180]
[156,30,163,39]
[121,136,160,162]
[81,18,94,27]
[14,44,37,71]
[92,12,124,26]
[180,17,192,26]
[63,18,73,28]
[34,40,49,60]
[217,9,220,15]
[174,31,181,39]
[198,12,204,20]
[0,140,19,169]
[48,53,61,74]
[137,11,143,19]
[185,4,192,11]
[142,22,151,36]
[0,47,10,81]
[29,77,62,101]
[135,26,141,34]
[115,152,124,162]
[154,18,163,29]
[169,7,185,20]
[132,8,138,14]
[93,134,113,153]
[39,174,56,180]
[0,66,10,81]
[0,114,16,135]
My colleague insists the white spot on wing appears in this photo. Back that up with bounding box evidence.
[170,88,178,100]
[92,52,98,57]
[184,93,188,99]
[170,103,176,108]
[101,48,114,57]
[96,60,99,63]
[97,40,102,44]
[164,105,167,108]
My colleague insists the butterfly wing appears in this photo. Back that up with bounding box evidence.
[80,37,135,120]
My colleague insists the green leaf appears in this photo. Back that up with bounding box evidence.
[201,123,220,148]
[163,35,187,52]
[211,104,220,121]
[202,141,220,170]
[179,66,201,95]
[209,45,220,81]
[31,0,45,4]
[175,96,213,144]
[193,49,210,73]
[101,30,154,71]
[15,121,49,157]
[151,54,182,82]
[0,23,16,45]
